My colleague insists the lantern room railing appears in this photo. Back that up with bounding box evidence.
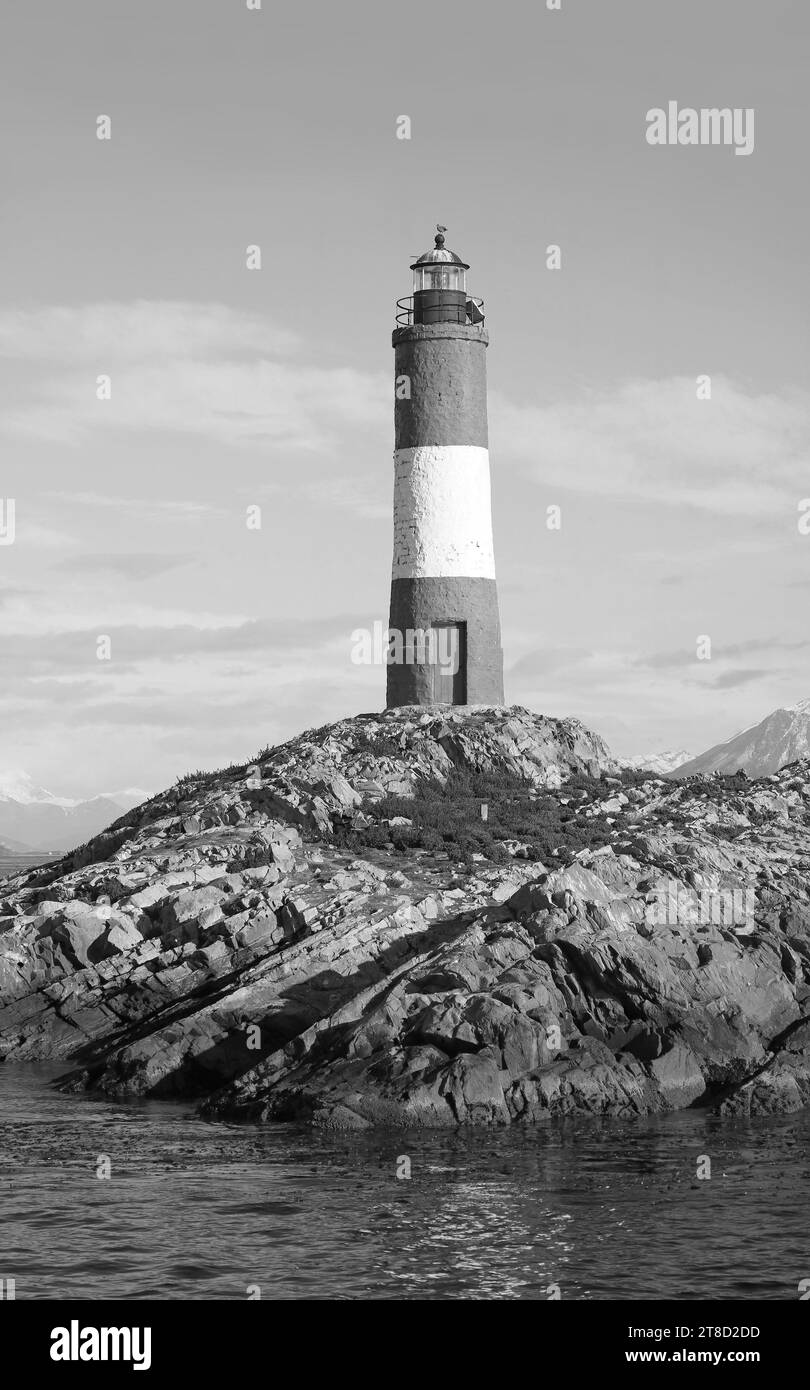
[395,296,485,328]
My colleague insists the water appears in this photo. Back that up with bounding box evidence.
[0,852,58,881]
[0,1064,806,1300]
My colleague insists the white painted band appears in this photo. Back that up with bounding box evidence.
[391,445,496,579]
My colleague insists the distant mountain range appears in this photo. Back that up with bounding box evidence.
[621,749,693,776]
[0,772,148,852]
[673,700,810,780]
[0,832,38,854]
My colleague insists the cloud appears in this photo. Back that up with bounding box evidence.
[0,612,369,680]
[491,376,810,518]
[0,583,37,607]
[508,646,592,679]
[249,474,390,521]
[0,301,389,449]
[0,595,254,639]
[54,553,193,580]
[10,517,81,550]
[0,302,298,363]
[709,668,770,690]
[46,492,221,519]
[636,636,810,670]
[40,695,284,729]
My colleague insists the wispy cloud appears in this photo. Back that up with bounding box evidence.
[0,302,298,363]
[491,376,810,518]
[636,636,810,670]
[0,301,388,449]
[709,668,769,690]
[46,492,221,519]
[0,612,369,678]
[248,474,390,520]
[54,553,193,580]
[508,646,592,679]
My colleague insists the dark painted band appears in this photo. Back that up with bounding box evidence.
[394,335,489,450]
[386,575,504,707]
[392,324,490,349]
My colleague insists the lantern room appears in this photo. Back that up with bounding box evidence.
[405,227,484,326]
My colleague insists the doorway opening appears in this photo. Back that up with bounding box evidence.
[429,622,467,704]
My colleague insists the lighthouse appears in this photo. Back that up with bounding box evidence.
[386,228,505,707]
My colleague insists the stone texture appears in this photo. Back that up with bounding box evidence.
[393,323,489,450]
[649,1043,706,1108]
[387,576,504,706]
[0,708,808,1129]
[391,446,495,579]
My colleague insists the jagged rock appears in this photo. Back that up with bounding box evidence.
[161,887,226,946]
[39,902,111,968]
[440,1052,511,1125]
[649,1043,706,1108]
[233,913,280,950]
[1,708,809,1127]
[507,882,555,916]
[103,919,143,954]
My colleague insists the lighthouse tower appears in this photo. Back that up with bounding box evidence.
[387,228,504,707]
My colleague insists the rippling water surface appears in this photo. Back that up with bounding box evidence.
[0,1064,806,1300]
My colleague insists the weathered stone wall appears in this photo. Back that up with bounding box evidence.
[391,446,495,580]
[387,576,504,706]
[393,323,489,449]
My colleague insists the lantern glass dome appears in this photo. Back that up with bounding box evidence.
[410,230,470,296]
[405,229,476,327]
[413,263,466,293]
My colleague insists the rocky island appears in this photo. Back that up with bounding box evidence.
[1,706,809,1130]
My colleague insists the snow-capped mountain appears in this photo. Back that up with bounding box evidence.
[0,771,149,852]
[0,770,76,807]
[674,700,810,780]
[621,749,694,776]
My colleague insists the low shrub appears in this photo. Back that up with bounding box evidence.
[332,768,620,867]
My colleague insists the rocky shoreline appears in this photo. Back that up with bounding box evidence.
[1,706,809,1129]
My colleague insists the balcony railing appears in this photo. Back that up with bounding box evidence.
[395,296,485,328]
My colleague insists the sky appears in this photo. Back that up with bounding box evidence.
[0,0,808,797]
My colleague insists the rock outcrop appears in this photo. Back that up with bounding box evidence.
[1,706,809,1128]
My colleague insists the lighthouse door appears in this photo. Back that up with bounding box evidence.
[430,623,467,705]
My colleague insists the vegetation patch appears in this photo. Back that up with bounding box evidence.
[330,768,653,867]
